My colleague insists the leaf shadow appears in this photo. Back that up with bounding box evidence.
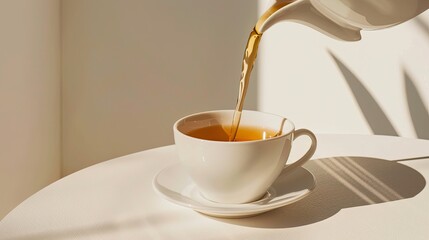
[403,70,429,139]
[327,51,399,136]
[414,16,429,40]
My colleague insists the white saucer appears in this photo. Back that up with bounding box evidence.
[153,164,316,218]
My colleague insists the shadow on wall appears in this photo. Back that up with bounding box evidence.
[214,156,426,228]
[404,67,429,139]
[328,51,399,136]
[415,16,429,39]
[327,51,429,140]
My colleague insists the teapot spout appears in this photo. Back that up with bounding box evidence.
[256,0,362,41]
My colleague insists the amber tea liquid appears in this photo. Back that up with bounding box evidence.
[187,125,277,142]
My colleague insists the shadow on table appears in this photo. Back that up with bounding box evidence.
[213,156,427,228]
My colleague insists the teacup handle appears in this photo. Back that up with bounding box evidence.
[283,129,317,172]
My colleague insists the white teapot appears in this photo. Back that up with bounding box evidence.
[256,0,429,41]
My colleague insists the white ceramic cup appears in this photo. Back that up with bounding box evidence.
[173,110,317,204]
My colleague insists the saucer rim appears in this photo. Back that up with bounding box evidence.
[152,164,316,217]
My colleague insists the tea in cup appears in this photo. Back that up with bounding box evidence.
[173,110,317,204]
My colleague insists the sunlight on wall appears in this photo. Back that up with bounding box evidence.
[256,1,429,139]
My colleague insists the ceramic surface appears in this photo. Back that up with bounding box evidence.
[153,164,316,218]
[173,110,317,204]
[258,0,429,41]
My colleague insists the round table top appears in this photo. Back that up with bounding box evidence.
[1,134,429,240]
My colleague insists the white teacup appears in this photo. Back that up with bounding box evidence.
[173,110,317,204]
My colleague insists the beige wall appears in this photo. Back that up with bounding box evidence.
[0,0,61,219]
[61,0,258,175]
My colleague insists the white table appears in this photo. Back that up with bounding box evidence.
[1,134,429,240]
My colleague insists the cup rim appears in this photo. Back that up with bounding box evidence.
[173,109,295,144]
